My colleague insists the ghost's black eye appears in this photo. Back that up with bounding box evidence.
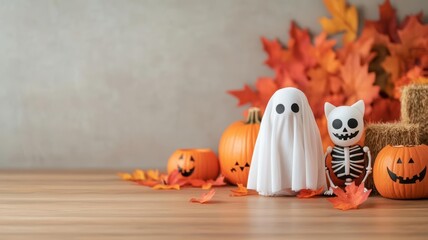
[409,158,414,164]
[397,158,402,164]
[332,119,342,129]
[348,118,358,129]
[276,104,285,114]
[291,103,299,113]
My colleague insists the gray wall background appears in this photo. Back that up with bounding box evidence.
[0,0,426,169]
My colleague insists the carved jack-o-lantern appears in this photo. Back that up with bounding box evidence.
[374,145,428,199]
[167,149,220,180]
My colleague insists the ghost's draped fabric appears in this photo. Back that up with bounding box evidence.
[247,88,327,196]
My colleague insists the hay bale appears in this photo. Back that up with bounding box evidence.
[364,122,421,192]
[401,84,428,144]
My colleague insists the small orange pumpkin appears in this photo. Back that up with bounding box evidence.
[219,108,261,186]
[373,145,428,199]
[167,148,219,180]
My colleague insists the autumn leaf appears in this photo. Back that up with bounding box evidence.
[230,184,258,197]
[152,184,180,190]
[189,175,227,189]
[228,84,258,107]
[208,175,227,187]
[297,187,324,198]
[366,97,400,123]
[132,169,146,181]
[340,53,380,113]
[136,180,159,187]
[202,183,212,190]
[190,189,216,204]
[365,0,399,43]
[146,169,160,181]
[328,182,371,210]
[118,172,133,181]
[320,0,358,43]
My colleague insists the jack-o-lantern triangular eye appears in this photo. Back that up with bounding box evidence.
[178,154,183,160]
[397,158,402,164]
[245,163,250,167]
[235,162,239,166]
[409,158,414,163]
[190,156,195,162]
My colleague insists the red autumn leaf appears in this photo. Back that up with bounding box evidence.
[230,184,258,197]
[190,189,216,204]
[365,0,399,43]
[262,37,288,69]
[297,187,324,198]
[367,97,400,123]
[255,77,279,108]
[188,179,206,187]
[328,182,371,210]
[207,175,227,187]
[228,84,257,107]
[165,170,188,187]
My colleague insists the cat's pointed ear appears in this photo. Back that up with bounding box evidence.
[324,102,336,117]
[351,100,365,114]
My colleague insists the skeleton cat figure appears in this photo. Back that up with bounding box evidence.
[324,100,372,195]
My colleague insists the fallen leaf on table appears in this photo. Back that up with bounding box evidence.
[328,182,371,210]
[202,183,212,190]
[297,187,324,198]
[146,169,160,181]
[118,172,133,181]
[189,179,206,187]
[206,175,227,187]
[230,184,258,197]
[190,189,216,204]
[319,0,358,43]
[132,169,146,181]
[152,184,180,190]
[165,170,189,187]
[136,180,159,187]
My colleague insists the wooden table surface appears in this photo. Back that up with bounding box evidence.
[1,171,428,239]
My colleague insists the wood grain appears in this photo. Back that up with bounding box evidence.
[1,171,428,239]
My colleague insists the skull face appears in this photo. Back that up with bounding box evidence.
[325,100,365,147]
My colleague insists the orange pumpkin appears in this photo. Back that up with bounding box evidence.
[219,107,261,186]
[167,148,219,180]
[373,145,428,199]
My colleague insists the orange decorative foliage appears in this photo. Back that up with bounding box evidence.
[132,169,146,181]
[319,0,358,43]
[118,172,133,181]
[297,187,324,198]
[146,169,160,181]
[328,182,372,210]
[365,0,399,43]
[202,183,212,190]
[152,184,180,190]
[190,189,216,204]
[230,184,258,197]
[136,180,159,187]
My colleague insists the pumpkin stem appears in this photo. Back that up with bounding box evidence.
[246,107,261,124]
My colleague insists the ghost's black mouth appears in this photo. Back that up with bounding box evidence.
[387,166,426,184]
[177,166,195,177]
[333,131,359,141]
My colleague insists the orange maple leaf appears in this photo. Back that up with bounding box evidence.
[328,182,371,210]
[118,172,133,181]
[230,184,258,197]
[132,169,146,181]
[190,189,216,204]
[146,169,160,181]
[297,187,324,198]
[228,84,258,107]
[340,53,380,113]
[320,0,358,43]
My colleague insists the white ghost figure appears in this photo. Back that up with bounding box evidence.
[247,87,327,196]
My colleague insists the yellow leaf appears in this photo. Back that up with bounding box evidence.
[132,169,146,181]
[152,184,180,190]
[146,169,160,181]
[320,0,358,43]
[118,172,133,181]
[202,183,212,190]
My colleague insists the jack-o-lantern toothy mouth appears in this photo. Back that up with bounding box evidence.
[387,166,427,184]
[230,162,250,173]
[177,166,195,177]
[333,130,359,141]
